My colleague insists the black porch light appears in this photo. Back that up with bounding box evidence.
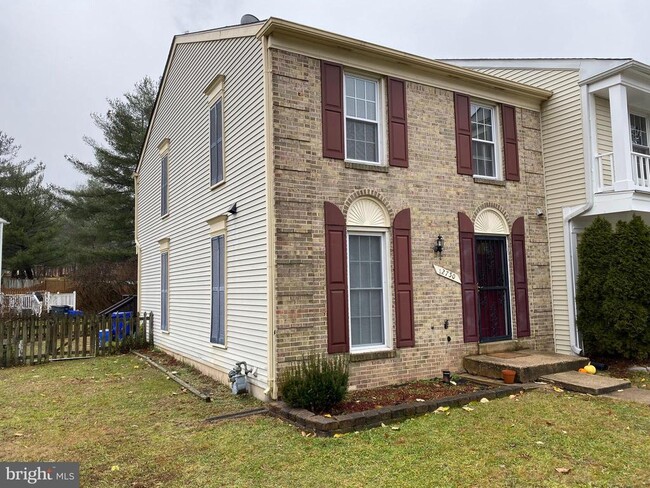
[433,235,444,256]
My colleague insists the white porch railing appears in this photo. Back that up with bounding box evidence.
[594,152,614,192]
[595,151,650,192]
[0,291,76,316]
[632,151,650,189]
[48,291,76,311]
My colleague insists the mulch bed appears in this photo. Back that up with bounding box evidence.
[331,378,491,415]
[589,355,650,378]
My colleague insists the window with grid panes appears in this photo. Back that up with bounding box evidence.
[344,73,380,163]
[471,103,498,178]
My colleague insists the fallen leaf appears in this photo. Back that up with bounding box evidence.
[480,398,489,403]
[450,380,457,386]
[111,465,120,471]
[133,365,140,369]
[553,386,564,393]
[14,433,23,437]
[415,398,425,402]
[391,426,400,431]
[562,430,567,434]
[381,423,387,428]
[333,433,343,438]
[323,413,332,418]
[462,406,474,412]
[555,467,571,474]
[536,441,544,445]
[509,395,517,399]
[434,406,450,414]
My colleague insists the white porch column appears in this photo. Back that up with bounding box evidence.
[609,84,635,190]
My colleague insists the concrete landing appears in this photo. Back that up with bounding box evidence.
[602,387,650,405]
[540,371,631,395]
[463,350,589,383]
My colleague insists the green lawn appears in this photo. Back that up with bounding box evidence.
[1,355,649,487]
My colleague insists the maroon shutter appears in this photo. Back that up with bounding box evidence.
[454,93,473,176]
[393,209,415,347]
[324,202,349,353]
[388,78,409,168]
[321,61,344,160]
[458,212,478,342]
[502,104,520,181]
[511,217,531,337]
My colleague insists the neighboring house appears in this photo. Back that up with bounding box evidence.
[135,18,553,400]
[448,58,650,356]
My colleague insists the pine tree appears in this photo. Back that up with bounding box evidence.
[0,131,62,278]
[60,77,156,263]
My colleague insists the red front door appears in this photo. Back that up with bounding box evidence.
[475,237,511,342]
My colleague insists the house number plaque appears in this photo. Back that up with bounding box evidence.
[434,265,461,284]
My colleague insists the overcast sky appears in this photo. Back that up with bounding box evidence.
[1,0,649,188]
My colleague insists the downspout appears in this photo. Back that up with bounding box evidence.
[261,33,277,399]
[133,172,142,314]
[562,84,595,355]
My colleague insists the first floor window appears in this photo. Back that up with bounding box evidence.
[344,73,380,163]
[161,252,168,331]
[348,233,387,348]
[471,103,498,178]
[211,234,225,344]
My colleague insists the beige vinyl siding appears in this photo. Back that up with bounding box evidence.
[595,96,613,188]
[478,68,584,354]
[137,35,268,391]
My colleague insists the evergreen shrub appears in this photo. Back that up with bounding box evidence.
[278,354,349,413]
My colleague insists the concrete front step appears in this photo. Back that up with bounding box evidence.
[540,371,632,395]
[463,350,589,383]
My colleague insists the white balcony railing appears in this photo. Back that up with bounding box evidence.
[632,151,650,189]
[594,151,650,192]
[594,152,614,192]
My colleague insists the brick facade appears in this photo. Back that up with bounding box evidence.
[271,48,553,390]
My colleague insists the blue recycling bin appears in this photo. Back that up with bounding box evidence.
[67,310,84,318]
[111,312,133,340]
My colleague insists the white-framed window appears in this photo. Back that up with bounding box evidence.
[347,231,390,350]
[471,102,500,178]
[160,251,169,332]
[211,234,226,345]
[161,154,169,216]
[205,75,225,187]
[210,99,224,185]
[207,215,227,346]
[158,138,170,217]
[630,113,649,154]
[344,72,382,164]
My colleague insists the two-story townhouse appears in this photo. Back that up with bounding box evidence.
[135,17,552,400]
[450,58,650,357]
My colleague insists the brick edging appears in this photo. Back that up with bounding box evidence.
[268,384,523,436]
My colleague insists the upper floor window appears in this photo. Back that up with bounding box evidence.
[630,113,649,154]
[204,75,225,187]
[471,103,499,178]
[344,73,381,164]
[158,138,170,217]
[210,99,224,185]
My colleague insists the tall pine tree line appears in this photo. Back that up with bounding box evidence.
[60,77,157,263]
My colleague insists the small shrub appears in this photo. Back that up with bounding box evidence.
[279,354,349,414]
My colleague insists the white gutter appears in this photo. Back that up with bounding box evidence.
[261,34,277,400]
[0,218,7,295]
[133,173,142,313]
[562,84,595,355]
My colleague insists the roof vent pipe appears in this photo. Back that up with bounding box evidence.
[240,14,259,25]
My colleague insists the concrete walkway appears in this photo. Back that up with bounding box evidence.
[601,387,650,406]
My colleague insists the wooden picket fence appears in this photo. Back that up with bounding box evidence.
[0,312,154,367]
